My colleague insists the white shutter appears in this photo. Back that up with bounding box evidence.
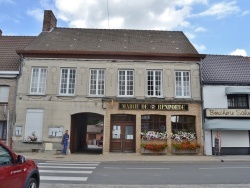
[0,86,10,102]
[25,109,44,141]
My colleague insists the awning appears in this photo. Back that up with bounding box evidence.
[225,87,250,95]
[205,119,250,130]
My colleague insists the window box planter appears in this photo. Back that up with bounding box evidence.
[172,147,199,154]
[141,140,168,155]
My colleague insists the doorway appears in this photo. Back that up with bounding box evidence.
[110,114,136,153]
[70,112,104,154]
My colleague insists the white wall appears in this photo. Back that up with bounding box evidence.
[212,130,249,147]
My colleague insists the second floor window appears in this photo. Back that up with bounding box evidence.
[30,68,47,94]
[89,69,105,96]
[175,71,190,98]
[227,94,249,108]
[118,70,134,96]
[60,68,76,95]
[147,70,162,97]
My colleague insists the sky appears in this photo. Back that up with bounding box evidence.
[0,0,249,56]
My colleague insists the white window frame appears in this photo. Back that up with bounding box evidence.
[30,67,47,95]
[59,68,76,95]
[118,70,134,97]
[89,69,105,96]
[146,70,162,97]
[175,71,191,98]
[0,86,10,103]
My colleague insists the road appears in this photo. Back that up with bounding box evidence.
[36,160,250,188]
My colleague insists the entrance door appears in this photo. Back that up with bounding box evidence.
[110,115,135,152]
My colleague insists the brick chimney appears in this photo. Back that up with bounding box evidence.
[0,29,2,36]
[42,10,57,32]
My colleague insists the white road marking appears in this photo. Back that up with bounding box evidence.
[41,176,88,181]
[45,161,100,164]
[38,163,99,166]
[104,167,170,170]
[199,167,250,170]
[39,170,92,174]
[38,166,96,169]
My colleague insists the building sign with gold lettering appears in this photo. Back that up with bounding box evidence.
[119,103,188,111]
[206,109,250,117]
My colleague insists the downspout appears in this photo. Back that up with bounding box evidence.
[10,54,24,149]
[198,58,205,155]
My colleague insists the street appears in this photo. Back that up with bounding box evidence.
[36,160,250,188]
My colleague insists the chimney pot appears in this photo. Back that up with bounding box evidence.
[42,10,57,32]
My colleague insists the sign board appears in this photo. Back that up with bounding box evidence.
[119,103,188,111]
[206,109,250,118]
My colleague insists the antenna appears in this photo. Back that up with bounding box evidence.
[106,0,110,29]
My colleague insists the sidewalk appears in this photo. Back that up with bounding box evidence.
[18,149,250,163]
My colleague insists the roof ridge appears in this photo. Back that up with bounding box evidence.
[55,27,183,33]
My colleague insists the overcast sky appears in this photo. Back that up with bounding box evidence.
[0,0,249,56]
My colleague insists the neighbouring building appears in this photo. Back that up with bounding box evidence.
[0,30,35,147]
[13,10,205,154]
[202,55,250,155]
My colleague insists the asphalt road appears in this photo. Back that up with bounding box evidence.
[36,160,250,188]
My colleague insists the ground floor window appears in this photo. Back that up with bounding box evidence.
[0,121,7,140]
[171,115,195,133]
[141,115,166,132]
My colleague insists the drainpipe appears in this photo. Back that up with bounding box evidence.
[10,54,24,149]
[198,58,205,155]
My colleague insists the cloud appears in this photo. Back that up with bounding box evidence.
[53,0,207,30]
[242,10,250,16]
[0,0,15,4]
[26,8,44,21]
[193,43,206,52]
[194,27,207,32]
[193,1,240,19]
[230,49,248,56]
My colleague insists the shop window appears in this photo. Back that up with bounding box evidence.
[227,94,248,109]
[141,115,166,132]
[171,115,195,132]
[0,121,7,140]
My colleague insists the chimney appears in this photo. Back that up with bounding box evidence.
[42,10,57,32]
[0,29,2,37]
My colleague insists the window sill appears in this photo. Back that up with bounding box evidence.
[87,95,106,98]
[22,141,43,144]
[27,94,46,96]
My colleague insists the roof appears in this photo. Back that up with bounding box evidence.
[0,36,36,71]
[18,28,202,60]
[202,55,250,84]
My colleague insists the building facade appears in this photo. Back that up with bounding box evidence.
[0,31,35,147]
[13,10,204,154]
[202,55,250,155]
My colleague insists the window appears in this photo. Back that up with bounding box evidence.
[175,71,190,98]
[0,145,13,165]
[147,70,162,97]
[118,70,134,96]
[59,68,76,95]
[227,94,249,109]
[15,126,22,136]
[171,115,195,132]
[141,115,166,132]
[48,127,64,137]
[0,121,7,140]
[30,68,47,94]
[89,69,105,96]
[0,86,9,103]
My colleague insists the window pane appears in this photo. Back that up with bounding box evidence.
[175,71,190,97]
[60,68,76,95]
[90,69,105,96]
[147,70,162,97]
[118,70,134,96]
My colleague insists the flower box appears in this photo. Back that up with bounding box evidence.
[172,148,199,154]
[141,147,167,155]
